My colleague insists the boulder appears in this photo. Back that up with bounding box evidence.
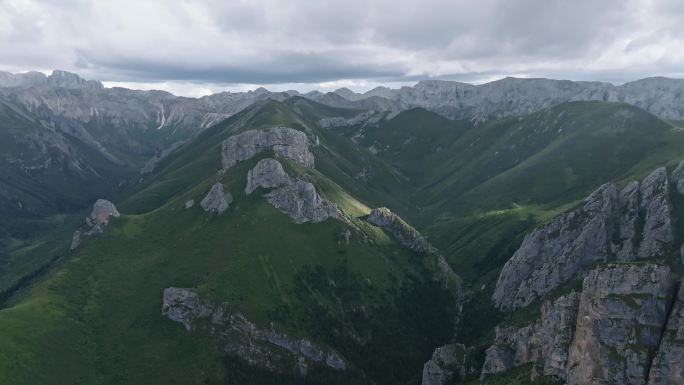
[201,183,232,214]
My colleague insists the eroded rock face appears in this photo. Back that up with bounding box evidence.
[648,281,684,385]
[638,168,673,258]
[480,292,580,380]
[566,264,674,385]
[200,182,232,214]
[221,127,314,171]
[245,158,292,194]
[368,207,436,254]
[670,160,684,194]
[265,180,338,224]
[162,287,347,374]
[421,344,467,385]
[494,166,677,311]
[70,199,120,249]
[493,183,618,310]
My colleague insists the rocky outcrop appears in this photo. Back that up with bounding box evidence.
[671,160,684,194]
[480,292,580,380]
[317,110,383,129]
[201,182,232,214]
[638,168,673,258]
[421,344,467,385]
[245,158,292,194]
[566,264,674,385]
[648,280,684,385]
[368,207,436,254]
[265,180,338,224]
[221,127,314,171]
[494,166,676,311]
[70,199,120,249]
[493,183,617,310]
[162,287,347,374]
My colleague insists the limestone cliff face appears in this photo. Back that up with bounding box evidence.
[494,166,676,311]
[566,264,674,385]
[648,281,684,385]
[70,199,120,249]
[221,127,314,171]
[162,288,347,375]
[480,292,580,380]
[480,264,682,384]
[421,344,467,385]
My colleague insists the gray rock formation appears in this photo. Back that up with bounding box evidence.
[493,183,618,310]
[481,292,580,380]
[638,168,673,258]
[245,158,292,194]
[566,264,674,385]
[330,77,684,122]
[70,199,120,249]
[648,280,684,385]
[200,183,232,214]
[367,207,436,254]
[421,344,467,385]
[221,127,314,171]
[184,200,195,209]
[265,180,338,224]
[317,110,384,129]
[672,160,684,194]
[162,287,347,374]
[494,166,677,311]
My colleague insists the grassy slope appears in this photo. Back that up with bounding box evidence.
[0,100,457,385]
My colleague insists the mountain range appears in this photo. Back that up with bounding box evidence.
[1,70,684,385]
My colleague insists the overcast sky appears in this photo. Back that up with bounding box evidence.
[2,0,684,96]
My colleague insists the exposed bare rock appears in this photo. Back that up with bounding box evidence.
[481,292,580,380]
[317,110,383,129]
[494,165,678,311]
[638,167,673,258]
[566,264,674,385]
[671,160,684,194]
[264,180,338,224]
[421,344,467,385]
[221,127,314,171]
[185,200,194,209]
[162,287,347,374]
[200,182,232,214]
[493,183,618,310]
[648,280,684,385]
[70,199,120,249]
[368,207,436,254]
[245,158,292,194]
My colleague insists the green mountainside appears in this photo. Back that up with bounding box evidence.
[1,94,684,385]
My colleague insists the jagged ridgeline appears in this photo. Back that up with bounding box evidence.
[4,72,684,385]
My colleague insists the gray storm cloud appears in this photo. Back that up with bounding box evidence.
[1,0,683,93]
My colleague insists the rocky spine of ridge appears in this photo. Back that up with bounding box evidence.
[245,158,292,194]
[162,287,347,375]
[221,127,314,171]
[70,199,120,249]
[264,180,338,224]
[475,264,681,385]
[493,166,676,311]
